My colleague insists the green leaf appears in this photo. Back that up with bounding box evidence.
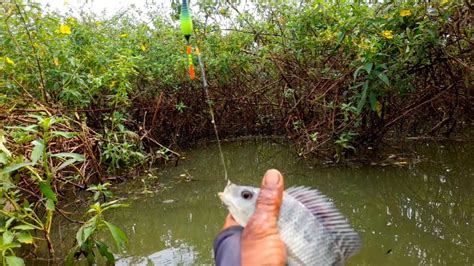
[5,125,38,133]
[86,244,95,265]
[103,191,113,198]
[0,162,33,175]
[0,132,12,157]
[38,117,57,131]
[350,82,364,90]
[354,63,373,80]
[16,232,33,244]
[51,131,77,139]
[0,243,21,250]
[101,200,119,208]
[5,218,15,229]
[46,199,55,211]
[0,152,8,164]
[95,240,115,264]
[75,226,85,246]
[82,226,95,244]
[93,192,100,202]
[56,159,79,171]
[356,81,369,114]
[363,62,373,75]
[3,230,14,244]
[76,218,97,246]
[102,203,128,212]
[103,221,127,250]
[66,246,79,266]
[50,152,85,162]
[12,225,36,231]
[377,72,390,86]
[31,140,45,165]
[39,182,58,202]
[369,92,378,111]
[353,65,364,80]
[5,256,24,266]
[337,31,346,44]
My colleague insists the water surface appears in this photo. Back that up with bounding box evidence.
[108,139,473,265]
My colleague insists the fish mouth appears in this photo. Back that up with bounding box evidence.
[217,192,227,205]
[218,192,230,204]
[218,180,234,207]
[218,181,233,199]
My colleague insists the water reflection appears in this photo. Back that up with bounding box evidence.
[93,139,474,265]
[116,245,197,265]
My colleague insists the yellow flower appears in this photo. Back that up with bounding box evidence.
[58,24,71,35]
[399,9,412,17]
[5,57,15,65]
[120,33,128,38]
[382,30,394,39]
[140,44,147,52]
[441,0,448,4]
[53,58,60,66]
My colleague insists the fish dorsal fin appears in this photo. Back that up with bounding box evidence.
[286,186,362,259]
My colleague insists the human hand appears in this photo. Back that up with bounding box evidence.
[240,169,286,265]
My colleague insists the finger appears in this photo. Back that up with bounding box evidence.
[255,169,284,218]
[241,170,286,265]
[221,213,239,231]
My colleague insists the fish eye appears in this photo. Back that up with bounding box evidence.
[241,190,253,200]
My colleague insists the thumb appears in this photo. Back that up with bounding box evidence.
[254,169,284,223]
[241,169,286,265]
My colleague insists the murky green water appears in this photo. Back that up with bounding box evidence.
[97,138,473,265]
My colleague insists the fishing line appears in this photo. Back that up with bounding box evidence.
[180,0,228,180]
[195,47,228,180]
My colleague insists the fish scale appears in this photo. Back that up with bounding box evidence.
[280,193,340,265]
[219,182,362,265]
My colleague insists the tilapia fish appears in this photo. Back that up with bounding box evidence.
[218,181,362,265]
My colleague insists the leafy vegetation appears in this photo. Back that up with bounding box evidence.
[0,115,84,261]
[0,0,472,263]
[0,114,126,264]
[66,200,128,266]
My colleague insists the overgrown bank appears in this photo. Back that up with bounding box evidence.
[1,0,472,264]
